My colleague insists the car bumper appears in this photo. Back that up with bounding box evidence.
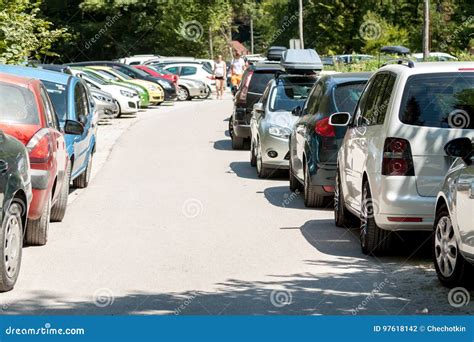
[119,99,140,114]
[372,175,436,231]
[261,135,290,169]
[164,88,177,101]
[234,122,251,138]
[308,162,337,195]
[29,188,49,220]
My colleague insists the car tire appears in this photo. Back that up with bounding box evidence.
[0,202,23,292]
[304,162,325,207]
[256,140,271,178]
[334,170,358,228]
[25,196,50,246]
[250,139,257,167]
[177,86,190,101]
[228,116,234,138]
[50,163,71,222]
[289,159,301,192]
[360,181,392,255]
[433,205,473,287]
[73,154,93,189]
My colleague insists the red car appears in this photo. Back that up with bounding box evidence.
[134,65,178,85]
[0,73,81,246]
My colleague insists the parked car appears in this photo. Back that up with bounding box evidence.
[0,129,32,291]
[66,61,177,101]
[411,52,458,62]
[433,137,474,287]
[250,74,317,178]
[289,73,371,207]
[90,87,119,121]
[230,62,283,149]
[70,68,140,116]
[88,66,163,106]
[334,54,373,64]
[118,54,160,65]
[80,68,150,108]
[156,62,215,92]
[177,78,208,101]
[134,65,178,85]
[0,65,98,191]
[330,61,474,255]
[0,73,80,247]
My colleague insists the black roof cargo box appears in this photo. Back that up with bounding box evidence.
[281,49,323,73]
[267,46,287,61]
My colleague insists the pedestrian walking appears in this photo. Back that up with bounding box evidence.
[230,52,246,92]
[213,54,226,99]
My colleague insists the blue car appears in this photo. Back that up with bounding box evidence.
[0,65,97,188]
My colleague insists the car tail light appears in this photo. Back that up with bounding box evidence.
[315,117,335,137]
[382,137,414,176]
[26,129,52,163]
[239,71,253,101]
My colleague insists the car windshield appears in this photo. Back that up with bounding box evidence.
[83,73,107,85]
[0,82,40,124]
[248,72,276,94]
[399,72,474,128]
[112,69,133,80]
[95,70,120,82]
[42,80,68,121]
[269,78,315,112]
[333,82,367,113]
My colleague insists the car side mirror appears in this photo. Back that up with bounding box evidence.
[445,137,473,165]
[329,112,352,126]
[253,102,264,113]
[64,120,84,135]
[292,106,302,116]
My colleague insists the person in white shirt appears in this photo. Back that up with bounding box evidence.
[230,53,246,88]
[213,55,226,99]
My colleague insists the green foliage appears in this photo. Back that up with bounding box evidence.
[0,0,68,64]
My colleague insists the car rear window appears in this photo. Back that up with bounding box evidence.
[0,82,39,125]
[334,82,367,113]
[399,72,474,128]
[42,80,68,121]
[248,72,276,94]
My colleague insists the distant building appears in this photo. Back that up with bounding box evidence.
[231,41,249,56]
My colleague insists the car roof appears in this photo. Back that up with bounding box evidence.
[0,64,72,85]
[379,61,474,75]
[0,72,39,88]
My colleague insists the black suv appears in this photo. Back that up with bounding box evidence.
[230,62,282,149]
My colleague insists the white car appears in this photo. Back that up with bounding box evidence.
[118,55,160,65]
[159,63,215,90]
[330,61,474,255]
[434,137,473,287]
[70,69,140,116]
[411,52,458,62]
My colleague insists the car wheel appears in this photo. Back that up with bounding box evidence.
[25,196,50,246]
[360,181,392,255]
[433,205,473,287]
[232,134,244,150]
[50,163,71,222]
[73,154,93,189]
[334,170,358,228]
[303,161,325,207]
[289,158,301,192]
[177,86,190,101]
[228,116,234,138]
[116,101,122,118]
[256,140,271,178]
[0,202,23,292]
[250,139,257,167]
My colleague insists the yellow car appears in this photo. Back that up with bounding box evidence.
[88,66,164,105]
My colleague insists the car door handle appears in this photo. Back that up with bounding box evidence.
[0,160,8,173]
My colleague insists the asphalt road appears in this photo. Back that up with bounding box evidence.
[1,94,472,315]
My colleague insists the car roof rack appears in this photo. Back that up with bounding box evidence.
[382,59,415,68]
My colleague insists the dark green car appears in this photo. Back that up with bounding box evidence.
[0,131,32,292]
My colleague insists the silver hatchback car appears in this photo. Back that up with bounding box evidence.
[434,137,474,287]
[250,74,317,178]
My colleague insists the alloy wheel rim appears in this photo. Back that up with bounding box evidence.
[4,215,21,279]
[178,88,187,101]
[435,216,458,277]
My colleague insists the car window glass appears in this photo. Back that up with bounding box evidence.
[166,67,179,75]
[74,83,88,120]
[306,82,323,115]
[181,67,197,76]
[40,86,56,128]
[376,74,396,124]
[0,82,40,125]
[248,72,275,94]
[353,77,374,126]
[333,82,367,114]
[359,74,386,126]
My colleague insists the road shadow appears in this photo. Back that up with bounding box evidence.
[213,139,232,151]
[264,186,333,211]
[228,161,258,180]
